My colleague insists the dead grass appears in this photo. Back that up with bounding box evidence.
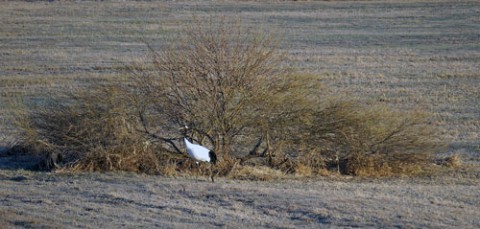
[229,165,285,181]
[70,145,161,174]
[1,167,479,228]
[158,161,179,177]
[294,163,313,178]
[344,153,433,177]
[444,154,462,168]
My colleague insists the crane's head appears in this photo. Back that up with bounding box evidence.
[179,125,189,131]
[179,125,190,138]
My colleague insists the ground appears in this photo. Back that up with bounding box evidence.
[0,0,479,228]
[0,167,479,228]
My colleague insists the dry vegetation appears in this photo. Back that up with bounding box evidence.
[0,0,479,227]
[9,15,446,179]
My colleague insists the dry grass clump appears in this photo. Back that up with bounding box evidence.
[70,145,161,174]
[159,162,179,177]
[229,165,285,181]
[343,152,432,177]
[212,156,239,177]
[443,154,462,168]
[293,163,313,177]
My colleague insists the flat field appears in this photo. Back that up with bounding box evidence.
[0,0,479,228]
[0,168,479,228]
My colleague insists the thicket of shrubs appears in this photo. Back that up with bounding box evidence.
[14,17,446,179]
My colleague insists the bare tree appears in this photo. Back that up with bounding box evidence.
[136,17,291,159]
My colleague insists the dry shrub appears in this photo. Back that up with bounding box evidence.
[295,100,444,177]
[136,15,293,159]
[16,83,166,173]
[343,151,433,177]
[249,79,445,177]
[229,165,284,181]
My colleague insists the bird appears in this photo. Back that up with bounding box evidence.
[182,126,217,182]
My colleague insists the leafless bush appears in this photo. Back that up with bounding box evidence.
[15,83,168,173]
[302,101,443,176]
[134,16,294,160]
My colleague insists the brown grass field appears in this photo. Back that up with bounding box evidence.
[0,0,479,228]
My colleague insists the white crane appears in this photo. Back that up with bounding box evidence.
[182,126,217,182]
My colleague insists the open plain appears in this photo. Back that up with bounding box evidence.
[1,0,479,228]
[0,168,479,228]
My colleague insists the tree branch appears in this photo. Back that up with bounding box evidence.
[138,110,184,155]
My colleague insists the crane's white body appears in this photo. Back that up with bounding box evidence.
[184,138,212,163]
